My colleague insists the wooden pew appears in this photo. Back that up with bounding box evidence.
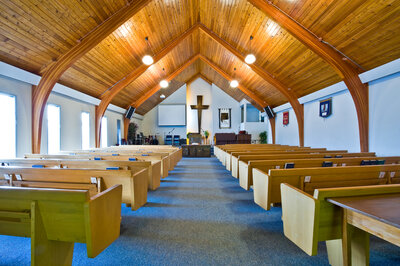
[225,146,319,171]
[231,149,347,178]
[0,185,122,265]
[281,184,400,265]
[24,154,163,190]
[216,144,287,165]
[252,164,400,211]
[0,167,147,211]
[239,152,376,190]
[0,158,153,208]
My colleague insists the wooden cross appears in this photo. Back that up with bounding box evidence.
[190,95,209,134]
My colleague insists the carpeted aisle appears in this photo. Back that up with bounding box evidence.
[0,157,399,265]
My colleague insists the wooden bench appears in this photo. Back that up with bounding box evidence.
[231,149,347,178]
[252,164,400,210]
[24,154,163,190]
[0,185,122,265]
[225,147,320,171]
[0,167,147,211]
[239,152,376,190]
[215,144,288,165]
[281,184,400,265]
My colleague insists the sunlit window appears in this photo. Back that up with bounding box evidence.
[47,104,60,154]
[101,116,108,148]
[0,93,16,158]
[81,112,90,150]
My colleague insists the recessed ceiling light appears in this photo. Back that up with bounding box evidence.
[245,54,256,64]
[142,55,154,65]
[160,80,169,88]
[160,94,166,99]
[230,80,239,88]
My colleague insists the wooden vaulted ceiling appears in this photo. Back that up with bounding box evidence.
[0,0,399,115]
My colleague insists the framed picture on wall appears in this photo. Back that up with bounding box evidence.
[219,108,231,129]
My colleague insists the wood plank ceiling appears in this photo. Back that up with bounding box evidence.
[0,0,399,115]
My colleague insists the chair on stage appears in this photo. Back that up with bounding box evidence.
[165,135,173,145]
[173,135,180,146]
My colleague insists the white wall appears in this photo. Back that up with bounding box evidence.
[272,59,400,154]
[0,74,125,156]
[304,90,360,152]
[211,83,241,142]
[275,108,299,146]
[187,79,213,135]
[0,75,32,157]
[369,72,400,156]
[141,84,187,143]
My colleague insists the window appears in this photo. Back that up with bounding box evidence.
[0,93,16,158]
[117,119,121,145]
[47,104,61,154]
[101,116,108,148]
[81,112,90,150]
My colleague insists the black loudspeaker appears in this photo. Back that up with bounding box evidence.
[264,106,275,119]
[125,106,135,119]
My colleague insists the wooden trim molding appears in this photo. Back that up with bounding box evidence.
[31,0,151,153]
[248,0,368,151]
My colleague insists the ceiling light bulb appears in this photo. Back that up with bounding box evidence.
[160,80,169,88]
[160,94,166,99]
[245,54,256,64]
[142,55,154,65]
[230,80,239,88]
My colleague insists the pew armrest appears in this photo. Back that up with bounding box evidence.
[281,183,319,256]
[84,184,123,258]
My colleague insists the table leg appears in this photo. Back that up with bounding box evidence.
[342,209,370,266]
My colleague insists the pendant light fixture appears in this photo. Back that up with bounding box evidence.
[245,35,256,65]
[159,68,169,88]
[230,67,239,88]
[142,36,154,65]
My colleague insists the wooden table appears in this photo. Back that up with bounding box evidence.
[327,194,400,265]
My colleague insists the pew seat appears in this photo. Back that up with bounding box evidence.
[238,152,377,190]
[252,164,400,210]
[0,185,122,265]
[0,167,147,211]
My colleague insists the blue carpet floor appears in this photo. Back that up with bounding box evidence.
[0,157,399,265]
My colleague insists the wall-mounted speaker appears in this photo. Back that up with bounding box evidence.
[264,106,275,119]
[125,106,135,119]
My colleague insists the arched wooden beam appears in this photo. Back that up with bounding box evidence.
[31,0,151,153]
[199,23,303,146]
[123,117,130,141]
[95,54,200,147]
[248,0,368,151]
[94,24,199,147]
[199,55,276,143]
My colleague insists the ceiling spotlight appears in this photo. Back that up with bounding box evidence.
[142,55,154,65]
[245,54,256,64]
[160,79,169,88]
[230,80,239,88]
[160,94,166,99]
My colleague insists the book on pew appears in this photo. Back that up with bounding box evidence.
[32,165,45,168]
[284,163,295,169]
[142,154,149,156]
[361,160,370,165]
[377,160,386,165]
[335,155,343,158]
[322,161,333,167]
[112,154,119,156]
[94,157,102,160]
[106,167,120,170]
[129,158,137,161]
[324,155,332,158]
